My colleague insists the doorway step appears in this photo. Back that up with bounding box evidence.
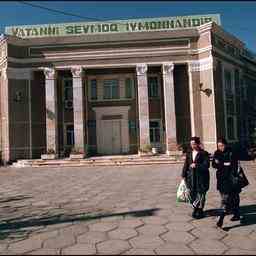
[12,154,185,168]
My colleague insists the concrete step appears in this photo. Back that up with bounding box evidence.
[13,155,184,168]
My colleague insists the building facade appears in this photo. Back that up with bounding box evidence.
[0,15,256,162]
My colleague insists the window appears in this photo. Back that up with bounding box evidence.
[103,79,119,99]
[224,69,233,94]
[125,78,133,99]
[226,99,235,115]
[66,125,74,146]
[90,79,97,100]
[148,76,159,98]
[63,79,73,109]
[227,116,235,140]
[150,121,161,143]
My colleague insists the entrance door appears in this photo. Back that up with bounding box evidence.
[101,120,122,155]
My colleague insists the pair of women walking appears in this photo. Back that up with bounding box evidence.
[181,136,242,227]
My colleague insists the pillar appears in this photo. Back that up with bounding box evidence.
[136,63,150,150]
[43,68,58,155]
[162,62,178,154]
[71,66,86,155]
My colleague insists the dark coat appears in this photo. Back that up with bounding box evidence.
[181,149,210,193]
[212,147,241,194]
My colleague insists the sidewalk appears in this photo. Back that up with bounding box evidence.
[0,162,255,255]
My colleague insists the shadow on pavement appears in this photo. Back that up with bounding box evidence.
[204,208,222,217]
[0,195,32,204]
[222,204,256,231]
[0,193,160,240]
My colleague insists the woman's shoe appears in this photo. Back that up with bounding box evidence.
[217,214,225,228]
[197,209,204,219]
[230,215,240,221]
[192,209,198,219]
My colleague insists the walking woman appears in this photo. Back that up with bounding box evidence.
[181,137,210,219]
[212,138,241,228]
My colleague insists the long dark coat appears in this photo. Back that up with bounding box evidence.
[212,147,241,194]
[181,149,210,193]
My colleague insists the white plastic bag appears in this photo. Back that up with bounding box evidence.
[176,179,191,203]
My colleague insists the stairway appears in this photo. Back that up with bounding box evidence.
[12,154,185,168]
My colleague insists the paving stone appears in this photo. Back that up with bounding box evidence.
[190,239,228,254]
[119,219,144,229]
[166,213,193,222]
[89,222,118,232]
[108,228,138,240]
[43,234,76,249]
[96,239,131,255]
[100,216,124,222]
[77,231,107,244]
[129,235,164,249]
[62,243,96,255]
[59,224,89,237]
[191,227,227,240]
[141,216,169,225]
[137,224,167,236]
[0,250,16,255]
[248,231,256,240]
[0,244,8,253]
[161,231,195,244]
[28,248,60,255]
[224,248,256,255]
[8,236,42,254]
[122,248,156,255]
[223,234,256,250]
[154,242,194,255]
[33,230,59,241]
[165,222,194,232]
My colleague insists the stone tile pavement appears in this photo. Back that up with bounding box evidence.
[0,162,256,255]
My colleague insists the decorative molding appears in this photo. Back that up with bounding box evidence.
[1,67,34,80]
[71,66,83,78]
[43,67,56,79]
[188,56,213,72]
[136,63,147,76]
[7,46,213,64]
[162,62,174,75]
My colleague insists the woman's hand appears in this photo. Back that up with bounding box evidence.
[190,163,196,169]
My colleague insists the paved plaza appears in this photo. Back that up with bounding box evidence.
[0,162,256,255]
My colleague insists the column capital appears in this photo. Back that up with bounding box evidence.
[43,67,56,79]
[71,66,84,78]
[162,62,174,75]
[136,63,147,76]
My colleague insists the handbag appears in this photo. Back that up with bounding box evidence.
[231,162,249,190]
[176,179,191,203]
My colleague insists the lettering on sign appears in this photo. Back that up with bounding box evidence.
[5,14,221,38]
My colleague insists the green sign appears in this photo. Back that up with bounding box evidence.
[5,14,221,39]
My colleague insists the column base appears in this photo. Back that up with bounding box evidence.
[166,150,183,156]
[41,154,58,160]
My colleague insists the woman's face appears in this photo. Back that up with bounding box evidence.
[217,142,226,152]
[190,140,199,150]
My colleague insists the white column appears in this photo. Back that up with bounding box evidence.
[43,68,58,155]
[71,66,86,154]
[188,63,196,136]
[136,63,150,149]
[162,62,178,154]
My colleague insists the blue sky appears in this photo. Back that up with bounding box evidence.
[0,1,255,51]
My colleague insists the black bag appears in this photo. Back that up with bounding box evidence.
[231,163,249,190]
